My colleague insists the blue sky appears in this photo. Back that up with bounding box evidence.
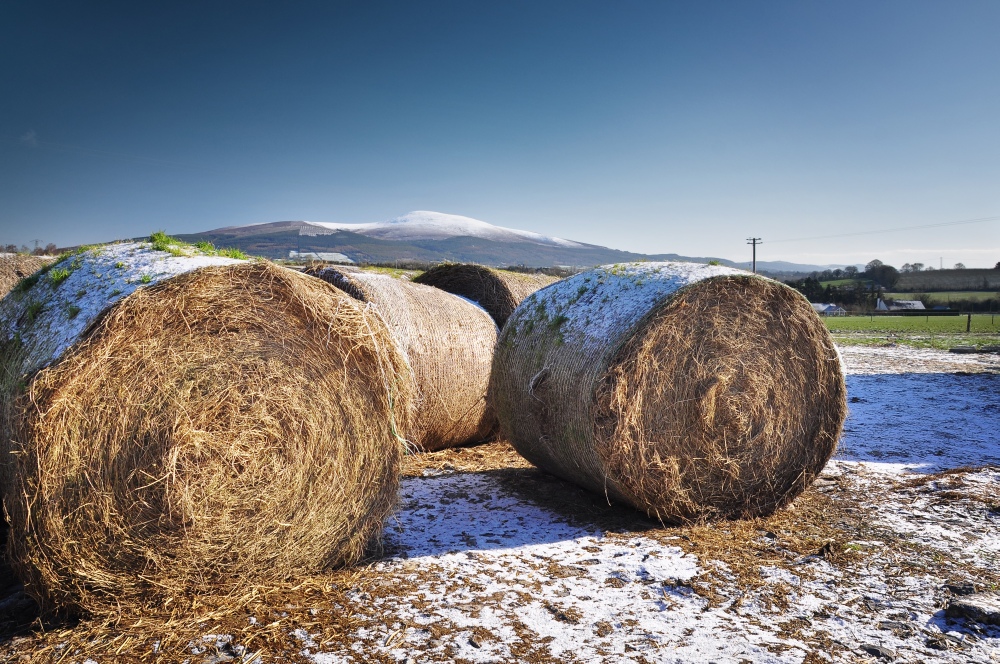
[2,1,998,267]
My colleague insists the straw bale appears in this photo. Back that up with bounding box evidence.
[414,263,560,328]
[0,254,54,298]
[308,266,496,451]
[0,243,412,614]
[490,262,847,523]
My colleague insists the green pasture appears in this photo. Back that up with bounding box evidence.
[818,278,869,287]
[824,314,1000,350]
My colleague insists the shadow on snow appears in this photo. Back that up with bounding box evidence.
[838,372,1000,472]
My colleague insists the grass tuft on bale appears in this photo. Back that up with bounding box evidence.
[413,263,560,329]
[490,262,847,524]
[307,266,496,451]
[0,253,413,615]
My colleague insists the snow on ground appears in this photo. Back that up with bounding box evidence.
[839,345,1000,375]
[840,371,1000,473]
[284,345,999,663]
[1,338,995,662]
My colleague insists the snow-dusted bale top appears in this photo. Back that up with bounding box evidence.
[0,241,413,615]
[0,242,240,377]
[490,261,846,523]
[308,267,496,451]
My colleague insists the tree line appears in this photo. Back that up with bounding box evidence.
[785,259,1000,312]
[4,242,58,256]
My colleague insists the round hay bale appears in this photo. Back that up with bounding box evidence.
[307,266,497,451]
[413,263,560,329]
[0,242,412,613]
[490,262,847,523]
[0,254,55,298]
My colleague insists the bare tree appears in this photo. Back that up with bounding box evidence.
[953,262,966,270]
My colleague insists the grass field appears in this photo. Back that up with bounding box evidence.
[883,290,999,304]
[824,314,1000,349]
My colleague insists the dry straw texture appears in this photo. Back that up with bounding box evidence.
[0,259,412,614]
[308,266,497,451]
[0,255,53,297]
[413,263,560,329]
[491,262,847,523]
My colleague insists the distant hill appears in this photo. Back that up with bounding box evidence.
[176,211,860,272]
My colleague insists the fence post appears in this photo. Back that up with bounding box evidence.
[967,313,971,333]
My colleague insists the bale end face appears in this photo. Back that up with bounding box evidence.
[2,262,412,613]
[596,276,847,522]
[0,254,55,298]
[492,265,846,524]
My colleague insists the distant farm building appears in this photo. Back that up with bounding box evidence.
[876,298,925,312]
[288,251,355,263]
[811,303,847,316]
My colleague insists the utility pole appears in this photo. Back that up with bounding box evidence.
[746,237,761,273]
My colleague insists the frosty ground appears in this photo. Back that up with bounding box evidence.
[1,345,998,663]
[285,346,998,664]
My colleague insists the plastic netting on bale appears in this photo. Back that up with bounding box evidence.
[490,262,847,524]
[308,266,497,451]
[0,242,412,614]
[413,264,560,329]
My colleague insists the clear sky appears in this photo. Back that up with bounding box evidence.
[2,1,998,267]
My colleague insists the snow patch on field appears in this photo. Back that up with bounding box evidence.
[297,344,1000,663]
[324,465,1000,662]
[840,371,1000,473]
[839,345,1000,374]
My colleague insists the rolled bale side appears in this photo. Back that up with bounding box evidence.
[0,254,55,298]
[0,241,412,614]
[413,263,560,329]
[490,262,847,523]
[308,266,497,451]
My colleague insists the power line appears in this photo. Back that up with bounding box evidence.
[766,215,1000,244]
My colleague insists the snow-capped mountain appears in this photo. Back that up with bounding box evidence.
[270,211,584,248]
[185,212,829,272]
[188,211,640,266]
